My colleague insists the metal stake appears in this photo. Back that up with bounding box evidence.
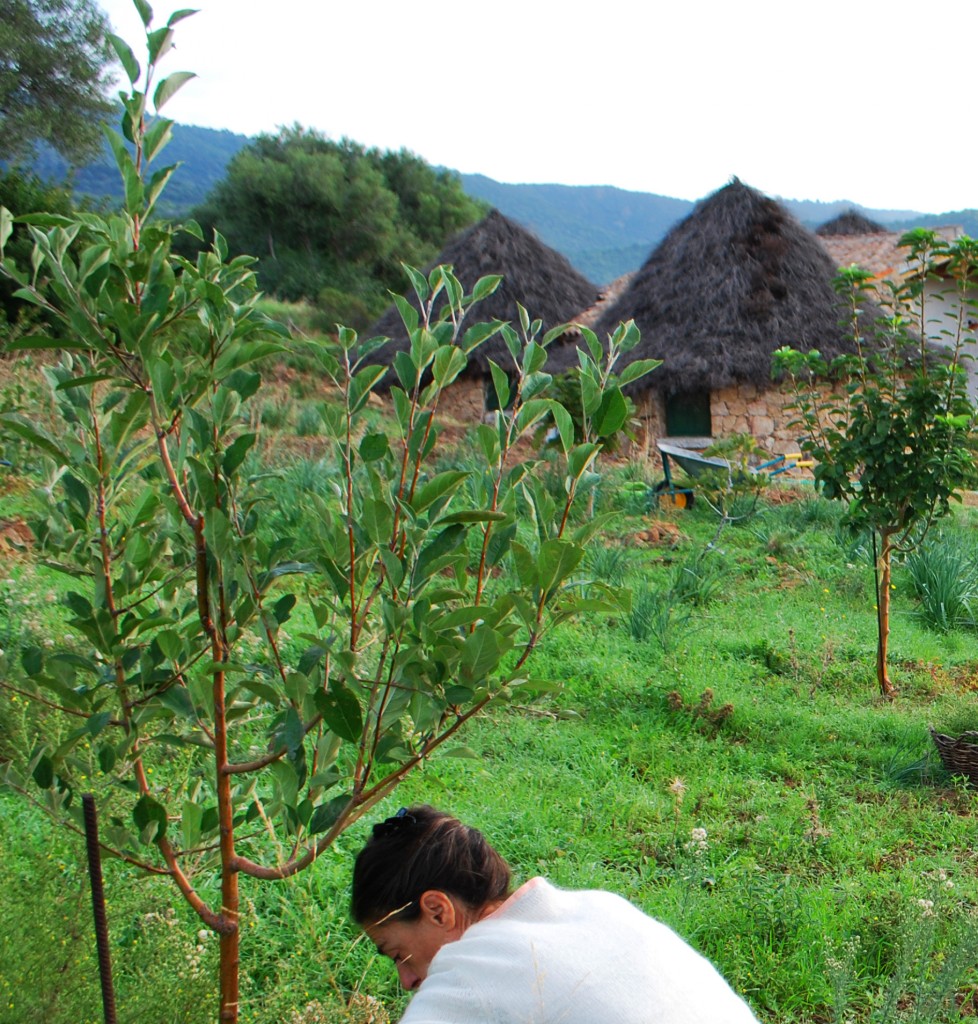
[82,793,118,1024]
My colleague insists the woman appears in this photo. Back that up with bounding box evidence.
[352,805,760,1024]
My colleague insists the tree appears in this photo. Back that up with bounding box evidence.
[0,0,115,165]
[774,234,978,698]
[189,127,487,323]
[0,167,76,338]
[0,6,655,1022]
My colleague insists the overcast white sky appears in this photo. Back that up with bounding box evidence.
[96,0,978,214]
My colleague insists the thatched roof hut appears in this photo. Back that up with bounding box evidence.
[578,179,864,397]
[369,209,599,374]
[816,210,886,236]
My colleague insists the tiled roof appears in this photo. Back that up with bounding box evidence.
[819,225,964,281]
[572,272,635,329]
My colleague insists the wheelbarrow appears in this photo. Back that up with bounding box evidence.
[653,440,809,510]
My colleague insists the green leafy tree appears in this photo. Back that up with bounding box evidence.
[0,6,655,1022]
[774,233,978,697]
[0,167,77,338]
[0,0,115,165]
[189,127,487,322]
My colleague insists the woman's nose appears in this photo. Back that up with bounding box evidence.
[397,961,422,991]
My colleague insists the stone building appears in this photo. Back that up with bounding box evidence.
[565,179,875,460]
[368,209,599,423]
[818,214,978,401]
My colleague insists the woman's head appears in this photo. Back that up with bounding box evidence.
[352,806,511,989]
[352,805,511,926]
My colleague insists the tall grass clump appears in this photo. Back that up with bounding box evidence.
[585,544,632,588]
[904,531,978,632]
[628,583,693,652]
[670,553,727,607]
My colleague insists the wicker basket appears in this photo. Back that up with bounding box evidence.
[930,727,978,785]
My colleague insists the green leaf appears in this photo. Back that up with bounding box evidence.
[204,509,234,560]
[32,754,54,789]
[147,26,175,63]
[393,294,419,334]
[537,539,585,597]
[273,594,297,624]
[182,800,203,850]
[167,8,198,27]
[510,541,537,587]
[471,274,502,303]
[414,524,465,582]
[617,358,662,386]
[0,415,70,463]
[0,206,12,253]
[98,745,117,773]
[402,264,429,302]
[359,432,389,462]
[393,350,417,390]
[223,432,256,477]
[86,712,112,737]
[522,372,552,401]
[593,386,628,438]
[459,625,503,684]
[157,686,197,721]
[412,471,468,514]
[154,71,196,111]
[314,683,362,743]
[432,346,468,388]
[567,443,601,481]
[434,509,507,525]
[309,794,349,835]
[133,794,168,843]
[108,33,140,83]
[133,0,153,26]
[435,606,488,630]
[282,706,304,756]
[441,746,481,759]
[489,361,510,410]
[350,364,387,413]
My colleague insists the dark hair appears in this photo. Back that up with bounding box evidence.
[351,805,511,926]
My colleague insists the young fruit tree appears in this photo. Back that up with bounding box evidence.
[0,4,655,1022]
[774,234,978,698]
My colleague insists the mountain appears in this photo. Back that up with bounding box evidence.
[458,174,693,284]
[27,123,251,217]
[15,121,975,286]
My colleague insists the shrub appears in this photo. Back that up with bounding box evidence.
[905,532,978,632]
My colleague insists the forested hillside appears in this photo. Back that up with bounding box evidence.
[27,123,250,216]
[14,120,978,285]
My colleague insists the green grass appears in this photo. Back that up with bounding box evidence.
[6,436,978,1022]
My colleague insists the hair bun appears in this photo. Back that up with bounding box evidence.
[372,807,418,839]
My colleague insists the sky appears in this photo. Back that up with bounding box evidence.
[95,0,978,215]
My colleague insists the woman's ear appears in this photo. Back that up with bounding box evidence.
[418,890,458,930]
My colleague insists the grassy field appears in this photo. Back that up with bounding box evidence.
[4,355,978,1024]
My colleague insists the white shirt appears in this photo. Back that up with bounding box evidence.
[400,877,760,1024]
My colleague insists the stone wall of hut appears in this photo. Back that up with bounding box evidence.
[432,376,485,426]
[630,382,838,467]
[711,383,806,454]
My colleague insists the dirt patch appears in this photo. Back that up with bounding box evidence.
[762,486,808,506]
[623,519,686,547]
[0,518,34,560]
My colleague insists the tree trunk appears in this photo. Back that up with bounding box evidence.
[219,925,240,1024]
[214,660,241,1022]
[875,531,896,699]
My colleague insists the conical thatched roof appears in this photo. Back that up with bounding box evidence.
[370,209,599,375]
[816,209,887,236]
[576,179,867,396]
